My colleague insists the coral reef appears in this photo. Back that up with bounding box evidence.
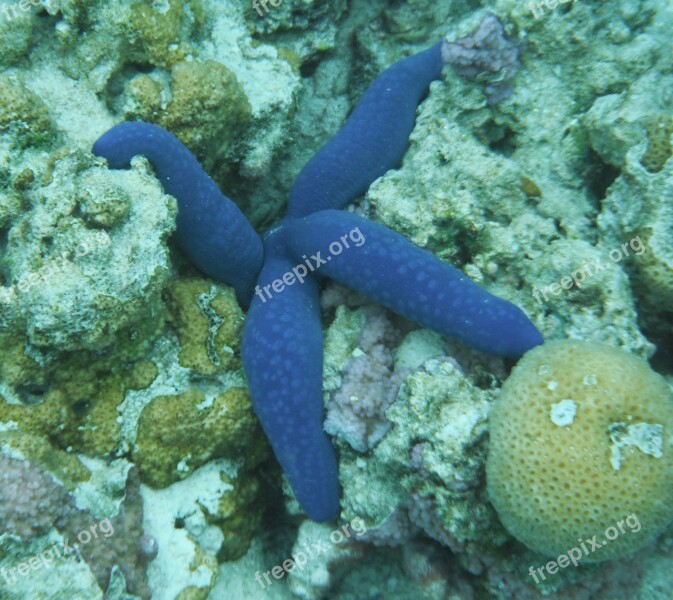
[0,149,176,352]
[0,341,160,456]
[1,0,673,597]
[78,468,155,599]
[642,115,673,173]
[598,144,673,332]
[0,76,55,148]
[124,60,252,174]
[164,277,244,375]
[92,28,534,524]
[328,324,502,552]
[323,306,405,452]
[127,0,206,69]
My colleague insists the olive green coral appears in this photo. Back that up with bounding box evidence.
[128,0,205,68]
[0,335,159,457]
[211,469,265,561]
[165,277,244,375]
[641,115,673,173]
[0,76,55,148]
[124,60,251,171]
[133,387,266,488]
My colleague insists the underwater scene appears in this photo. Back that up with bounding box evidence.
[1,0,672,598]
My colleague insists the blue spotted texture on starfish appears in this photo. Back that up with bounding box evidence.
[93,123,263,307]
[282,210,542,357]
[287,42,444,217]
[93,36,542,522]
[243,227,340,521]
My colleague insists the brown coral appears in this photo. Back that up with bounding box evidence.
[165,277,244,375]
[128,0,205,68]
[133,387,266,488]
[641,115,673,173]
[0,76,54,147]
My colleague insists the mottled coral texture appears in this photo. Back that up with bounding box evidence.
[325,307,406,452]
[441,12,521,104]
[0,455,75,538]
[0,455,154,598]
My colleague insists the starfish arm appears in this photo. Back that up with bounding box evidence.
[284,210,544,358]
[93,122,263,307]
[242,236,339,522]
[287,42,444,218]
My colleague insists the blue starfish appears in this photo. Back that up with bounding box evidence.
[93,37,543,522]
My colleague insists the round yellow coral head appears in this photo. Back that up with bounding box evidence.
[487,339,673,562]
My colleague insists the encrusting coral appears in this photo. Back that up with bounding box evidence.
[0,335,160,456]
[127,0,206,69]
[164,277,244,375]
[124,60,252,174]
[641,115,673,173]
[133,386,266,488]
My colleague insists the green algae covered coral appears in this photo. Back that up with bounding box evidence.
[0,76,55,148]
[133,387,269,560]
[128,0,206,68]
[487,339,673,561]
[0,334,160,456]
[642,115,673,173]
[133,387,266,488]
[124,61,251,171]
[165,277,244,376]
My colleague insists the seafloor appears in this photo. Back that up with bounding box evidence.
[0,0,672,598]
